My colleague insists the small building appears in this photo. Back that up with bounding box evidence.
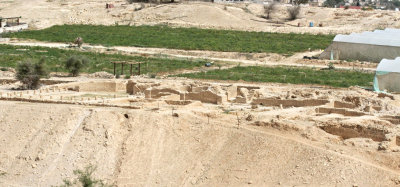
[0,17,28,34]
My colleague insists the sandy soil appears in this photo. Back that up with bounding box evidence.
[0,77,400,186]
[1,0,400,34]
[1,1,400,186]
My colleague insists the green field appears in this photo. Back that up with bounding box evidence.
[175,66,374,88]
[6,25,334,55]
[0,45,207,75]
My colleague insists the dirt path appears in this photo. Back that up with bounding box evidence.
[39,110,92,183]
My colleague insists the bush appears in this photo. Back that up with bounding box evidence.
[34,58,47,77]
[328,62,335,70]
[60,165,109,187]
[0,67,7,71]
[74,37,83,48]
[287,6,301,21]
[264,3,277,19]
[65,56,89,77]
[323,0,344,7]
[16,58,48,89]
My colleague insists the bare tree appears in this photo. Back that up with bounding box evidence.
[74,37,83,48]
[264,3,277,19]
[287,6,300,21]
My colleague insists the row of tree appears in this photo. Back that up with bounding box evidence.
[16,56,88,89]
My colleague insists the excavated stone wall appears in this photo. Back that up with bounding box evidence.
[316,107,366,116]
[334,101,357,109]
[252,98,329,108]
[181,90,224,104]
[59,81,126,92]
[145,88,181,99]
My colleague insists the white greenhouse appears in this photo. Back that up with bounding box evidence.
[320,28,400,62]
[374,57,400,93]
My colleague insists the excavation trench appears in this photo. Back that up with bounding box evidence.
[319,124,388,142]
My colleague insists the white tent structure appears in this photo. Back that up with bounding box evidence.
[320,28,400,62]
[374,57,400,93]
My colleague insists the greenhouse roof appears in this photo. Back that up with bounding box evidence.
[334,28,400,47]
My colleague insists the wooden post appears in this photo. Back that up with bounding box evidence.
[138,63,141,75]
[17,18,19,25]
[121,63,124,76]
[113,63,116,75]
[130,64,133,76]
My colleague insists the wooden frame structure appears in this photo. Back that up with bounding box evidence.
[0,17,21,27]
[111,61,143,76]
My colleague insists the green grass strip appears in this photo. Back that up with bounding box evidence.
[0,44,206,75]
[6,25,334,55]
[175,66,374,88]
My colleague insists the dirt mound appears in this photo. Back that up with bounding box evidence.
[0,77,400,186]
[2,1,400,34]
[1,101,400,186]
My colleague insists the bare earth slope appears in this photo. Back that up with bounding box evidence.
[1,100,400,186]
[2,0,400,34]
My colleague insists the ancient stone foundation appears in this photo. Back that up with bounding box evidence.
[252,99,329,108]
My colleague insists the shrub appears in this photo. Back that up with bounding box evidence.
[328,62,335,70]
[65,56,89,77]
[60,165,109,187]
[264,3,277,19]
[16,58,48,89]
[34,58,47,77]
[287,6,301,21]
[124,74,131,79]
[74,37,83,48]
[0,67,7,71]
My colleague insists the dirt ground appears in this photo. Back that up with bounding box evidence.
[0,77,400,186]
[1,0,400,34]
[2,0,400,186]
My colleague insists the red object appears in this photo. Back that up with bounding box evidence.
[106,3,114,9]
[340,6,361,9]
